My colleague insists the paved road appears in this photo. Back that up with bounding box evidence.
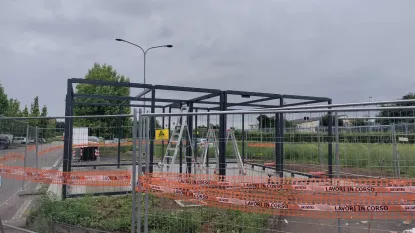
[0,143,62,221]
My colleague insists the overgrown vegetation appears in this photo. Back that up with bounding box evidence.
[28,194,269,233]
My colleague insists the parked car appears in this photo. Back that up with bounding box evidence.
[0,135,10,149]
[13,137,27,144]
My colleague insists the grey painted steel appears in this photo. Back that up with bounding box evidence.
[161,108,165,160]
[218,92,227,176]
[194,109,198,163]
[334,112,342,233]
[279,98,284,177]
[2,114,133,120]
[74,101,165,108]
[241,114,245,163]
[144,117,150,233]
[23,124,29,189]
[189,92,220,102]
[69,78,152,89]
[227,96,277,108]
[225,90,330,101]
[248,99,415,112]
[137,109,143,233]
[339,116,415,119]
[141,106,415,117]
[35,127,38,171]
[117,107,122,168]
[206,110,210,168]
[131,108,138,233]
[186,102,194,174]
[328,100,333,177]
[275,112,280,177]
[149,89,156,173]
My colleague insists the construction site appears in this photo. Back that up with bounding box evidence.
[1,78,415,232]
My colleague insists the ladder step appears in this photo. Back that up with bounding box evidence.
[164,156,174,159]
[167,147,176,151]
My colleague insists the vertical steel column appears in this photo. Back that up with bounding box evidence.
[179,103,183,173]
[131,108,138,233]
[194,109,198,161]
[117,106,122,168]
[241,114,245,163]
[168,107,171,139]
[62,81,73,199]
[218,92,227,176]
[327,99,333,178]
[186,102,193,174]
[149,89,155,173]
[161,107,165,160]
[206,110,210,168]
[275,112,282,177]
[279,98,284,176]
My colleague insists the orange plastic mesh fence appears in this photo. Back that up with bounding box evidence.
[137,172,415,219]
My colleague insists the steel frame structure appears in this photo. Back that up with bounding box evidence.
[63,78,332,198]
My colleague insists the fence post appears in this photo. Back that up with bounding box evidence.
[35,126,39,171]
[131,108,138,233]
[137,108,143,233]
[335,112,341,233]
[22,124,29,190]
[144,116,150,233]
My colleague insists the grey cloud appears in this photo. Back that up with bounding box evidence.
[2,0,415,116]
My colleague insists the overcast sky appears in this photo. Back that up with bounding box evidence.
[1,0,415,116]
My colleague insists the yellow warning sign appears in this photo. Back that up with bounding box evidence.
[155,129,169,140]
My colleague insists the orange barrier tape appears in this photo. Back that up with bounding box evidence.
[134,172,415,219]
[0,152,25,162]
[0,164,131,186]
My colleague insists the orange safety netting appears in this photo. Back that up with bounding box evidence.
[137,172,415,219]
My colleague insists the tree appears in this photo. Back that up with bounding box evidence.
[22,105,29,117]
[39,105,48,129]
[377,93,415,125]
[74,63,131,139]
[257,115,294,128]
[0,82,8,116]
[321,114,344,127]
[5,98,21,117]
[29,96,40,126]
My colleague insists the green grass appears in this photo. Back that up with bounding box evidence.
[27,194,269,233]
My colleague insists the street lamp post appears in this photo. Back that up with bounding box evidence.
[115,38,173,112]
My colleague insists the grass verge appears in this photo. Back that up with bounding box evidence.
[27,194,269,233]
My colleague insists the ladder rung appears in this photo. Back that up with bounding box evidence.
[164,156,174,159]
[167,147,176,151]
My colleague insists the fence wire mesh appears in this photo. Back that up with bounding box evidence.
[1,102,415,233]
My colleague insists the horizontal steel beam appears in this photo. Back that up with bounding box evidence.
[281,100,324,107]
[74,94,185,103]
[134,88,152,99]
[152,84,221,93]
[142,106,415,117]
[225,90,330,101]
[189,93,220,102]
[74,102,165,108]
[69,78,222,93]
[227,97,278,108]
[69,78,152,89]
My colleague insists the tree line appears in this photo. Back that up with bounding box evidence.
[0,82,58,139]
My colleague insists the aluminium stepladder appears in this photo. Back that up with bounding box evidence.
[160,106,197,173]
[201,128,246,175]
